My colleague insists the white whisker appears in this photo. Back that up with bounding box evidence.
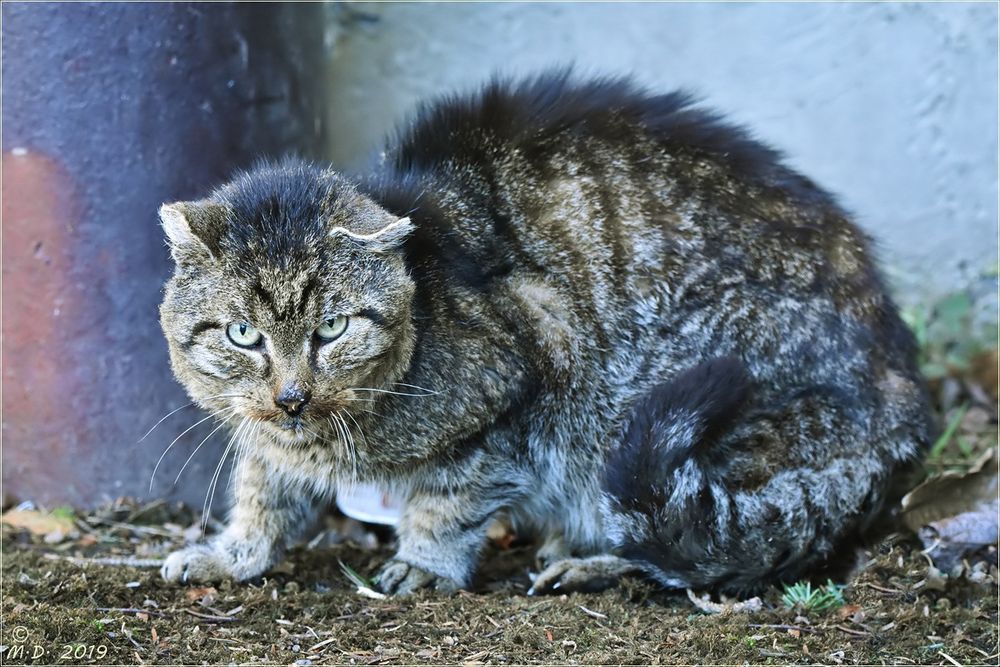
[392,382,442,395]
[330,414,357,482]
[343,409,369,451]
[349,387,436,398]
[173,408,239,486]
[148,406,233,493]
[227,422,250,495]
[137,393,243,443]
[339,413,360,482]
[202,417,248,533]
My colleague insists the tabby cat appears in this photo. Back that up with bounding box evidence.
[157,71,932,595]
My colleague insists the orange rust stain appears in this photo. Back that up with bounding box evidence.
[1,149,83,484]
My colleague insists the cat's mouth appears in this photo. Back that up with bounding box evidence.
[278,417,303,431]
[266,416,313,444]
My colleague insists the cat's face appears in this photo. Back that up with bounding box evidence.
[158,163,415,445]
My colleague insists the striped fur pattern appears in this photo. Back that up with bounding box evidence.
[158,71,932,594]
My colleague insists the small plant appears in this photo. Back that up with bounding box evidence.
[928,402,970,461]
[901,290,996,382]
[781,579,845,613]
[338,559,386,600]
[51,506,76,521]
[338,559,373,589]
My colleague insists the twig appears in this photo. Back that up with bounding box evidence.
[938,651,963,667]
[125,500,167,523]
[860,582,904,594]
[122,627,143,651]
[43,553,164,568]
[96,607,166,618]
[834,624,871,637]
[184,609,238,622]
[578,605,607,620]
[308,637,338,653]
[748,623,816,634]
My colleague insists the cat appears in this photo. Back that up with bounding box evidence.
[157,70,932,595]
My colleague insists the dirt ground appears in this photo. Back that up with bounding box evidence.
[1,493,996,666]
[2,311,997,665]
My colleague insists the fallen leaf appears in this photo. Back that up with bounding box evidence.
[184,586,217,604]
[836,604,861,620]
[902,449,999,569]
[901,449,997,530]
[1,509,74,536]
[970,349,998,403]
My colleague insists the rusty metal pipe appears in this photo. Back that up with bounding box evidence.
[2,2,328,508]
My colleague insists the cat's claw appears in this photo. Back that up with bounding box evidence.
[161,545,231,584]
[527,555,636,595]
[375,558,459,595]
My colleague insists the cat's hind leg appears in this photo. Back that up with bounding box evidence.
[601,356,930,593]
[528,554,639,595]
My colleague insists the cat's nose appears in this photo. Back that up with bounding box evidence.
[275,385,311,416]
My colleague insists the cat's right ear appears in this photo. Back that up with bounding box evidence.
[159,201,226,264]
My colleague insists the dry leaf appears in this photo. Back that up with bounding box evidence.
[836,604,862,620]
[901,449,997,531]
[1,509,74,536]
[184,586,217,604]
[970,349,998,403]
[902,449,999,570]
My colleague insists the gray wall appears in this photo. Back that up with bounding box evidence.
[323,2,998,307]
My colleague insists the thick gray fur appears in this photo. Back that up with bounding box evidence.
[157,71,932,595]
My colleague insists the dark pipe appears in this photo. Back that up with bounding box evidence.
[1,2,328,508]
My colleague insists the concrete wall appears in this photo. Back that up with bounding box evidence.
[323,2,999,306]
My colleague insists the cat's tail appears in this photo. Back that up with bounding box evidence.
[600,355,918,593]
[601,356,753,589]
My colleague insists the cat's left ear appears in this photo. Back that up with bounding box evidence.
[159,201,227,264]
[329,216,414,253]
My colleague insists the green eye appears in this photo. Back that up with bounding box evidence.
[315,315,348,342]
[226,321,262,347]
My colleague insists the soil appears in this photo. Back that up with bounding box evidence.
[3,335,997,665]
[2,503,997,665]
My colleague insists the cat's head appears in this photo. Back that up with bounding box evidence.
[158,160,416,445]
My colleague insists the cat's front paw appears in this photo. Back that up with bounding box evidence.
[375,558,460,595]
[161,540,274,584]
[161,545,232,583]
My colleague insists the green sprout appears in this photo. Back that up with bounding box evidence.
[781,579,845,613]
[929,403,970,461]
[338,559,373,589]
